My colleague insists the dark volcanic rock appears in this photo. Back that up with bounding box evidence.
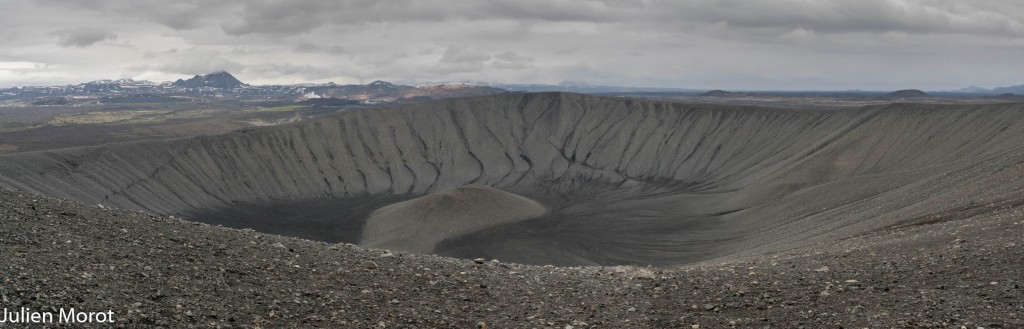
[172,71,245,89]
[700,89,738,96]
[885,89,929,97]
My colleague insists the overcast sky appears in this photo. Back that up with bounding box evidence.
[0,0,1022,90]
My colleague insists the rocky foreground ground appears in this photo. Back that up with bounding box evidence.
[1,188,1022,328]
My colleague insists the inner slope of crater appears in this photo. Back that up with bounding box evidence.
[2,93,1024,266]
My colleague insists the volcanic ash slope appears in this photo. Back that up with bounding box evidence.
[3,92,1024,265]
[361,184,546,253]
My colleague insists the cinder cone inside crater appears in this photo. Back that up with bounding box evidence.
[360,184,547,253]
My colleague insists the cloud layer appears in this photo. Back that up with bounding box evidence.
[54,28,116,48]
[1,0,1022,89]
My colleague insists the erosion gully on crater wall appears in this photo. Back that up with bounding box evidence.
[2,92,1024,266]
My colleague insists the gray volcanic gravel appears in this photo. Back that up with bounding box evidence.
[2,189,1022,328]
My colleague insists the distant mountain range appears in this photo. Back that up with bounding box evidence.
[3,71,1019,105]
[950,84,1024,94]
[0,72,506,105]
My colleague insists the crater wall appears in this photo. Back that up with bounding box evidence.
[3,93,1023,265]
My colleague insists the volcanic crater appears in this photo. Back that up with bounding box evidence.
[3,92,1024,266]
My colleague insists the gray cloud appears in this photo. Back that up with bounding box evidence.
[54,28,116,47]
[438,46,491,64]
[654,1,1024,36]
[491,51,535,69]
[1,0,1022,89]
[29,0,1024,37]
[137,48,244,76]
[245,63,340,80]
[293,42,347,54]
[427,45,491,74]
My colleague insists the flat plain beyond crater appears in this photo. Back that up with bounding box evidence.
[2,92,1024,267]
